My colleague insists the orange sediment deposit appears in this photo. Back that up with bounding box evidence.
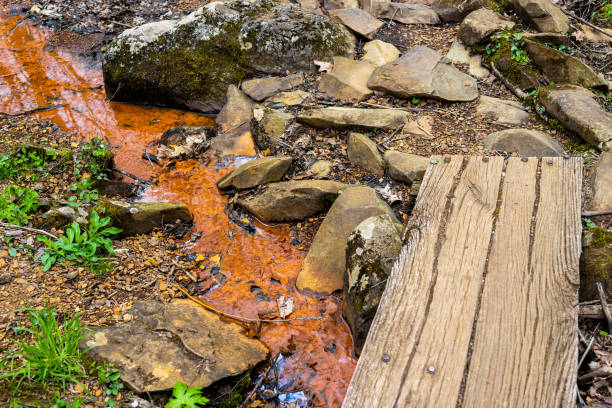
[0,13,356,406]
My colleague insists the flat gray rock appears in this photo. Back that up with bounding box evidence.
[476,95,530,126]
[383,150,429,184]
[367,45,479,102]
[297,107,408,130]
[347,132,384,176]
[371,2,440,24]
[484,129,565,157]
[445,39,490,78]
[361,40,400,67]
[318,57,375,102]
[458,8,514,45]
[216,156,292,189]
[329,8,384,38]
[241,74,304,102]
[81,300,268,393]
[541,85,612,150]
[513,0,569,33]
[525,40,608,90]
[252,107,294,151]
[238,180,348,222]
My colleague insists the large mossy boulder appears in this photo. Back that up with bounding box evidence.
[103,0,355,112]
[580,227,612,301]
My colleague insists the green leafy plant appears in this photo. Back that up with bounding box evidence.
[0,185,39,225]
[485,32,529,64]
[509,33,528,63]
[0,306,87,392]
[583,218,597,228]
[92,363,123,407]
[38,210,121,272]
[166,382,209,408]
[76,138,112,181]
[411,97,420,105]
[63,178,100,208]
[0,145,58,181]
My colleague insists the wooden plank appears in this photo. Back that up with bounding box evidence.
[343,156,504,408]
[462,157,538,407]
[520,157,581,407]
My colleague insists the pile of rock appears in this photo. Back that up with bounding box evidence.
[98,0,612,369]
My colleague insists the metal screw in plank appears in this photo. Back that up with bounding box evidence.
[482,157,489,162]
[427,365,435,373]
[547,159,553,165]
[382,354,390,363]
[444,157,451,163]
[521,157,528,162]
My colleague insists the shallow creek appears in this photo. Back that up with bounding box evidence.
[0,14,356,406]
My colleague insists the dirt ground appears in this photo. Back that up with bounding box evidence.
[1,0,612,406]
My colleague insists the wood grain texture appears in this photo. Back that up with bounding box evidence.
[462,157,538,408]
[343,156,504,408]
[519,157,581,407]
[343,156,582,408]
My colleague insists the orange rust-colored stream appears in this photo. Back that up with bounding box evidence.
[0,14,356,406]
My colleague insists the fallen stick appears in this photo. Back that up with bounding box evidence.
[489,62,528,100]
[583,210,612,217]
[596,282,612,333]
[561,8,612,40]
[0,222,58,240]
[578,366,612,382]
[111,168,153,185]
[0,104,66,116]
[238,356,275,408]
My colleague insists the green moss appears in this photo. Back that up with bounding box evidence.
[487,0,513,13]
[590,227,612,249]
[481,32,541,90]
[103,0,351,110]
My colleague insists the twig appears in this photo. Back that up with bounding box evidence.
[578,366,612,382]
[0,222,58,240]
[489,62,528,100]
[238,357,275,408]
[105,19,134,28]
[578,335,595,369]
[0,104,66,117]
[561,7,612,40]
[583,210,612,217]
[596,282,612,333]
[172,283,324,324]
[8,15,29,33]
[171,259,196,282]
[111,168,152,185]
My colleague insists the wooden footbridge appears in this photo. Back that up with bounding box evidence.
[343,156,582,408]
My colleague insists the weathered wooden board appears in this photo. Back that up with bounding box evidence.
[342,156,582,408]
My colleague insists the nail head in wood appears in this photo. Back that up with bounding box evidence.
[382,354,390,363]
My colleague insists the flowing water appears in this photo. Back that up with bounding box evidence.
[0,13,356,406]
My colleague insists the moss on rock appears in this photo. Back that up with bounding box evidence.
[580,226,612,301]
[103,0,354,112]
